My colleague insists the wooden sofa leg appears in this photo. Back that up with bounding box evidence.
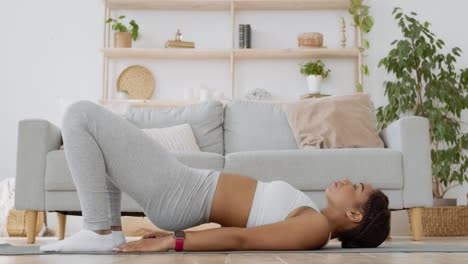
[408,208,423,241]
[57,212,67,240]
[25,210,38,244]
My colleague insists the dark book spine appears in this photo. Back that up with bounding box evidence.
[239,24,245,49]
[244,24,251,48]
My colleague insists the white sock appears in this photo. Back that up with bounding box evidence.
[39,229,114,252]
[112,230,126,247]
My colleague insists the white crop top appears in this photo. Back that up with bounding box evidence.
[246,180,321,227]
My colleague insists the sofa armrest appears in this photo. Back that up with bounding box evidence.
[379,116,433,208]
[15,119,63,210]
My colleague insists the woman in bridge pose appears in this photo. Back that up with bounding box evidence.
[40,100,390,252]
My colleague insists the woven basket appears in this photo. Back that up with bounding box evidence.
[7,209,44,237]
[114,32,132,48]
[297,32,323,47]
[408,206,468,236]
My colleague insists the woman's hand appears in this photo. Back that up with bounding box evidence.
[141,230,173,239]
[112,236,174,253]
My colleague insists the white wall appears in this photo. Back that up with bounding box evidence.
[1,0,467,236]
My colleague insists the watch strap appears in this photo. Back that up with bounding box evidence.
[174,231,185,251]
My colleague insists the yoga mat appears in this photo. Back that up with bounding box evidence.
[1,243,468,255]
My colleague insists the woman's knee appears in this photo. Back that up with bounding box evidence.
[62,100,100,128]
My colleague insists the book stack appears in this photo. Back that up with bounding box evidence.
[165,40,195,48]
[239,24,251,48]
[300,93,330,99]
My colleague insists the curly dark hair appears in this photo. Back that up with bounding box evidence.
[336,189,391,248]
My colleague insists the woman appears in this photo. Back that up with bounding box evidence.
[40,100,390,252]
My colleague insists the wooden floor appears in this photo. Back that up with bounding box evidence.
[1,236,467,263]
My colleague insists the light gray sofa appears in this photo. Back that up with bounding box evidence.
[14,99,433,243]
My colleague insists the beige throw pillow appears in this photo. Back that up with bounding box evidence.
[142,123,201,153]
[282,93,384,149]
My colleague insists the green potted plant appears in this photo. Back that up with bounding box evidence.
[376,8,468,207]
[299,60,331,94]
[106,15,139,48]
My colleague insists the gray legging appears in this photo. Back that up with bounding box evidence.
[61,100,221,231]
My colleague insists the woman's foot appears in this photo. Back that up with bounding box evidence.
[112,230,127,247]
[39,229,114,252]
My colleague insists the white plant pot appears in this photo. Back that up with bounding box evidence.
[306,75,323,94]
[117,90,129,100]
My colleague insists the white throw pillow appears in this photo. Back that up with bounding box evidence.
[142,123,201,153]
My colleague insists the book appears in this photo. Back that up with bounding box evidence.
[239,24,245,49]
[300,93,330,99]
[244,24,251,48]
[165,40,195,48]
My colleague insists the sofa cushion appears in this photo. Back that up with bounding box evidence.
[282,93,385,149]
[45,150,225,191]
[123,101,224,155]
[142,123,201,153]
[223,148,403,190]
[224,100,298,154]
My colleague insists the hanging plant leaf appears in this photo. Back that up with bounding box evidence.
[348,0,375,91]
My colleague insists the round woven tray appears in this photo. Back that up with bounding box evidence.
[117,65,155,99]
[408,206,468,236]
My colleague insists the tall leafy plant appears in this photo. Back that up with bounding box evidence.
[349,0,374,92]
[376,7,468,199]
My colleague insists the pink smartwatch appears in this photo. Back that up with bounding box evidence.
[173,231,185,252]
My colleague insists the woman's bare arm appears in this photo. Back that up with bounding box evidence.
[165,211,330,251]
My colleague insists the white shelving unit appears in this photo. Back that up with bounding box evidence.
[100,0,361,107]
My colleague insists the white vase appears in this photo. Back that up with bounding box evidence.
[306,75,323,94]
[212,91,224,100]
[183,87,194,100]
[192,87,200,101]
[199,88,212,101]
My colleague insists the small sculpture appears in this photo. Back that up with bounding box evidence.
[165,28,194,48]
[341,17,347,48]
[175,29,183,41]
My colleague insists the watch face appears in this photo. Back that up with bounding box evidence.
[174,231,185,239]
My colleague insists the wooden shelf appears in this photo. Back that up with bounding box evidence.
[107,0,230,10]
[101,48,359,60]
[101,48,230,59]
[233,48,359,59]
[234,0,351,10]
[106,0,351,10]
[98,99,200,107]
[98,98,302,107]
[102,0,362,100]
